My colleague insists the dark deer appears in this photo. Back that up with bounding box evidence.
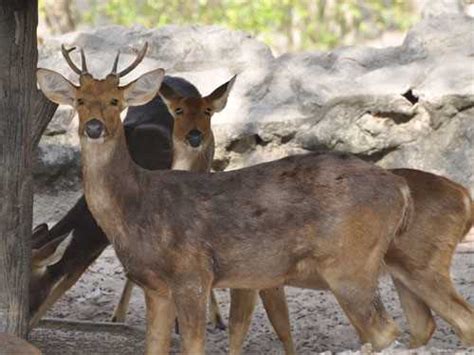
[37,44,413,354]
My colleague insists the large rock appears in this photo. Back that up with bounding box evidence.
[36,2,474,194]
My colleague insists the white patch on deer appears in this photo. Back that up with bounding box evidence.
[172,141,202,171]
[87,136,105,144]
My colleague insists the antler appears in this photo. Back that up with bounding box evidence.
[110,42,148,78]
[61,44,88,75]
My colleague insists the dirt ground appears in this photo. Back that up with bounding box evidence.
[29,185,474,354]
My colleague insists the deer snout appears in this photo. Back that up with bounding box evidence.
[186,129,203,148]
[85,119,105,139]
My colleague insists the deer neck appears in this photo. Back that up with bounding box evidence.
[80,124,140,238]
[172,132,215,172]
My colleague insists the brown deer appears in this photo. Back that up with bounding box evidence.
[36,44,413,354]
[229,169,474,350]
[386,169,474,347]
[111,76,295,354]
[0,333,42,355]
[110,76,231,327]
[29,47,179,328]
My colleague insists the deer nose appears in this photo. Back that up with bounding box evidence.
[85,119,105,139]
[186,129,203,148]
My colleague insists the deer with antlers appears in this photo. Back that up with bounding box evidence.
[31,45,294,353]
[29,43,175,328]
[36,43,413,354]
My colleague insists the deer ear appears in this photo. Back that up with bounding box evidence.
[32,234,73,268]
[158,80,182,109]
[122,68,165,106]
[37,68,76,106]
[205,75,236,112]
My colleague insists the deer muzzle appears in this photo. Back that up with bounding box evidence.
[186,129,203,148]
[85,119,105,139]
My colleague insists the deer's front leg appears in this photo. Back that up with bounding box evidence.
[172,275,212,355]
[144,286,175,355]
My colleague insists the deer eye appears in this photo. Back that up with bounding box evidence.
[77,98,85,106]
[175,108,183,115]
[110,98,119,106]
[204,108,212,117]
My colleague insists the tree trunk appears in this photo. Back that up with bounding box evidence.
[0,0,57,338]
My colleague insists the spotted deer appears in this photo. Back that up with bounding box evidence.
[36,43,413,354]
[110,75,295,354]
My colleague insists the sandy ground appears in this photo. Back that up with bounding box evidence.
[29,185,474,354]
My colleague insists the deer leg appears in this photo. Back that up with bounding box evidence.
[228,289,257,355]
[209,290,226,330]
[390,266,474,346]
[322,252,399,352]
[144,287,175,355]
[111,279,135,323]
[259,287,295,355]
[330,284,399,351]
[392,278,435,348]
[172,278,211,355]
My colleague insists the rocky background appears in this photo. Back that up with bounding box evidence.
[35,1,474,193]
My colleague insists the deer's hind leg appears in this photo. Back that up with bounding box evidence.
[392,278,435,348]
[259,287,295,355]
[209,290,226,330]
[389,265,474,346]
[228,287,295,355]
[321,246,399,350]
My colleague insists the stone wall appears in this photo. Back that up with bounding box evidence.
[36,2,474,193]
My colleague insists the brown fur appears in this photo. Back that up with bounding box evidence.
[236,169,474,350]
[112,80,224,326]
[38,68,412,353]
[0,333,42,354]
[113,83,294,353]
[29,206,108,329]
[386,169,474,347]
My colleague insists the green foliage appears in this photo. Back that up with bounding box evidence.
[79,0,418,51]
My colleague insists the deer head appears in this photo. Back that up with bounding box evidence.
[159,76,236,149]
[29,223,73,319]
[36,43,165,144]
[31,224,72,274]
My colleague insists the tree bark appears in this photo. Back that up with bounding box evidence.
[0,0,56,338]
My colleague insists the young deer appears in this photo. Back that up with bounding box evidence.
[111,76,295,354]
[37,44,413,354]
[230,169,474,350]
